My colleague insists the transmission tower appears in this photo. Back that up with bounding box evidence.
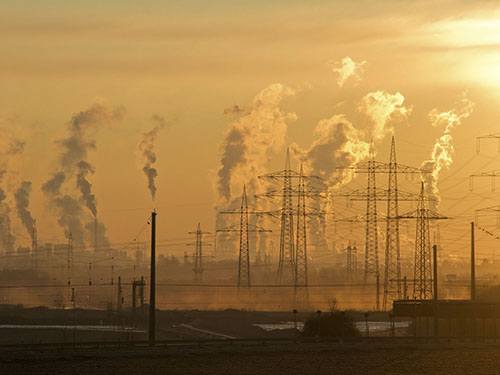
[398,182,448,299]
[365,143,379,285]
[278,149,294,284]
[477,133,500,153]
[295,164,308,288]
[259,151,324,285]
[383,137,401,309]
[337,136,429,310]
[218,185,272,288]
[187,224,211,283]
[346,241,358,280]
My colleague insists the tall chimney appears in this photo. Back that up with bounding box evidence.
[94,217,98,253]
[471,222,476,301]
[149,210,157,344]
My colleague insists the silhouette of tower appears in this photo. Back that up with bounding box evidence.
[67,232,73,286]
[277,149,295,284]
[238,185,250,287]
[383,136,402,310]
[364,143,379,285]
[414,182,432,299]
[219,186,272,289]
[187,224,211,283]
[295,164,307,288]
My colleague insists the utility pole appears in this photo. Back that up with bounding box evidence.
[67,232,73,286]
[471,222,476,301]
[149,211,156,344]
[117,276,123,313]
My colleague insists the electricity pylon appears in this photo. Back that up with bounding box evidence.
[259,151,323,285]
[398,182,448,299]
[337,136,430,310]
[476,133,500,153]
[218,185,272,288]
[186,223,212,283]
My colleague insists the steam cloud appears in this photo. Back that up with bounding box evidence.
[217,83,296,203]
[43,102,124,247]
[216,83,296,258]
[291,114,370,188]
[358,91,411,141]
[329,57,366,87]
[15,181,35,240]
[76,161,96,217]
[138,115,167,201]
[421,95,474,210]
[0,131,26,253]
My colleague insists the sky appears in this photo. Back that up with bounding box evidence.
[1,0,500,262]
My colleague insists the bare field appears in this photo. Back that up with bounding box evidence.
[1,343,499,374]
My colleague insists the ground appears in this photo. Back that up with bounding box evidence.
[1,343,500,374]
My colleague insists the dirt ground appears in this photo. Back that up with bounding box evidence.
[1,343,500,375]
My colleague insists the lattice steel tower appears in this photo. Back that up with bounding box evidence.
[295,164,307,288]
[364,143,379,284]
[399,182,448,300]
[238,186,250,287]
[383,137,401,310]
[414,182,432,299]
[219,186,272,288]
[187,223,211,283]
[277,150,295,284]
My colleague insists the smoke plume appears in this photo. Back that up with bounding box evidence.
[76,161,96,217]
[138,115,167,201]
[329,57,366,87]
[14,181,35,240]
[43,102,123,246]
[291,114,370,188]
[421,95,474,210]
[358,91,411,141]
[217,83,296,203]
[216,83,296,259]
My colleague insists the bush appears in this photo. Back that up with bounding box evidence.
[302,301,360,337]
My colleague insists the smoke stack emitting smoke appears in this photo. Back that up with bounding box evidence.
[138,115,167,201]
[43,102,124,247]
[421,95,474,210]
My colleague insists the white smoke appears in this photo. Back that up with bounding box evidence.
[358,91,411,141]
[291,114,370,188]
[217,83,297,204]
[216,83,296,259]
[137,115,167,202]
[329,57,366,87]
[421,95,474,210]
[43,102,124,247]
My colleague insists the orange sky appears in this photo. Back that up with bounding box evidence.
[1,0,500,263]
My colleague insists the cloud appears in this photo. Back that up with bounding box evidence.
[358,91,412,141]
[329,57,366,87]
[421,94,474,210]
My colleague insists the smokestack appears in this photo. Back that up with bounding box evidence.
[433,244,439,338]
[149,210,157,344]
[471,222,476,301]
[94,216,98,253]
